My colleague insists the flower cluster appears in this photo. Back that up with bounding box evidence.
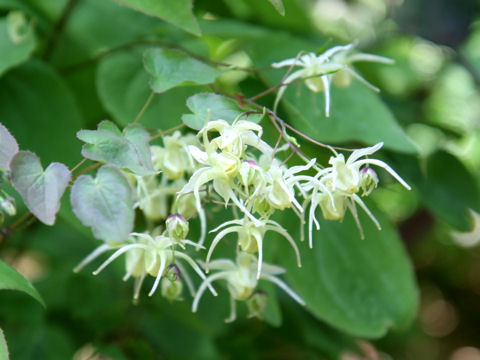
[75,44,409,322]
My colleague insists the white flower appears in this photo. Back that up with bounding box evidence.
[272,48,345,115]
[263,158,316,212]
[206,217,301,279]
[307,142,410,242]
[322,142,410,193]
[192,253,304,322]
[74,232,216,300]
[178,146,263,245]
[272,43,392,117]
[199,120,271,158]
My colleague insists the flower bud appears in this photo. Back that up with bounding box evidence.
[161,265,183,301]
[161,277,183,302]
[166,264,180,282]
[247,290,268,319]
[359,167,379,196]
[166,214,189,241]
[0,194,16,216]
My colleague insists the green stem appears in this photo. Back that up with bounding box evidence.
[150,124,186,141]
[133,91,155,124]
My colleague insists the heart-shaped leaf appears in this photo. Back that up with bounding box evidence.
[96,48,205,129]
[10,151,71,226]
[0,259,45,307]
[77,120,154,176]
[0,123,18,171]
[182,93,263,130]
[70,165,134,243]
[143,48,222,93]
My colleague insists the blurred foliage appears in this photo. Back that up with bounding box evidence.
[0,0,480,359]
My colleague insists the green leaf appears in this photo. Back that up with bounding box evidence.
[10,151,71,226]
[182,93,263,130]
[277,206,418,338]
[114,0,200,36]
[268,0,285,16]
[391,151,480,231]
[0,328,8,360]
[0,259,45,307]
[96,49,155,126]
[77,120,154,176]
[143,48,221,93]
[423,152,480,230]
[70,165,134,243]
[0,61,84,166]
[0,123,18,171]
[0,11,35,76]
[97,49,199,129]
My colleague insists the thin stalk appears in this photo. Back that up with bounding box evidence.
[134,91,155,124]
[150,123,186,141]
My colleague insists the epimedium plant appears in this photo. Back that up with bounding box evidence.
[0,0,440,357]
